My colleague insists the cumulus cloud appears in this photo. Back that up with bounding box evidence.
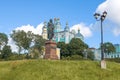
[96,0,120,36]
[15,23,44,35]
[8,23,44,52]
[113,27,120,36]
[113,26,120,37]
[70,23,92,38]
[8,37,18,52]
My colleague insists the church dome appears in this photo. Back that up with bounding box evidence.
[75,29,84,41]
[64,22,69,32]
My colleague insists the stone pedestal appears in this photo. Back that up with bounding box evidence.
[44,40,58,60]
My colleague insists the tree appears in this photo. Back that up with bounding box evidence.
[1,45,12,60]
[57,42,69,57]
[10,30,33,54]
[0,33,8,50]
[103,42,115,54]
[86,49,94,60]
[22,31,33,53]
[11,30,24,54]
[30,34,46,58]
[68,38,88,56]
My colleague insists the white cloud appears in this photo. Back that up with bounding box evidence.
[15,23,44,35]
[113,27,120,36]
[8,23,44,52]
[96,0,120,36]
[70,23,92,38]
[8,36,18,52]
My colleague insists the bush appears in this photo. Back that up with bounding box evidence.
[87,50,94,60]
[106,58,120,63]
[62,55,83,60]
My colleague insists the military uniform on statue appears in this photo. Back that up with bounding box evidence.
[44,19,58,60]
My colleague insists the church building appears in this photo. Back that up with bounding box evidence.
[42,18,84,44]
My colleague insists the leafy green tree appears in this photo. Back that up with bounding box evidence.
[57,42,69,57]
[33,34,46,47]
[10,30,24,54]
[68,38,88,56]
[103,42,115,54]
[22,31,33,53]
[86,49,94,60]
[1,45,12,60]
[0,33,8,50]
[10,30,33,54]
[30,34,46,58]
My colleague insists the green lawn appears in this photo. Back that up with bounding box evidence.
[0,59,120,80]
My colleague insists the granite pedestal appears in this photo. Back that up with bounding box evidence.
[44,40,58,60]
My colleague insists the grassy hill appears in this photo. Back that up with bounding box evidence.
[0,60,120,80]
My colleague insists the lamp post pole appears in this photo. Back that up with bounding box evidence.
[101,19,104,60]
[94,11,107,69]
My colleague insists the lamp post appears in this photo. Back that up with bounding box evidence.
[94,11,107,69]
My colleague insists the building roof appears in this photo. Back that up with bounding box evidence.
[75,29,84,40]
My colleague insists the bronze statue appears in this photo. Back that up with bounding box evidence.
[47,19,54,40]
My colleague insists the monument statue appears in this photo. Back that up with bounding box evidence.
[47,19,54,40]
[44,19,58,60]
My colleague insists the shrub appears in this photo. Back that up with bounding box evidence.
[62,55,83,60]
[106,58,120,63]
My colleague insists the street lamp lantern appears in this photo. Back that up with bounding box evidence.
[94,13,100,20]
[103,11,107,17]
[94,11,107,69]
[94,11,107,21]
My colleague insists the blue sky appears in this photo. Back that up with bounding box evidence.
[0,0,103,28]
[0,0,120,51]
